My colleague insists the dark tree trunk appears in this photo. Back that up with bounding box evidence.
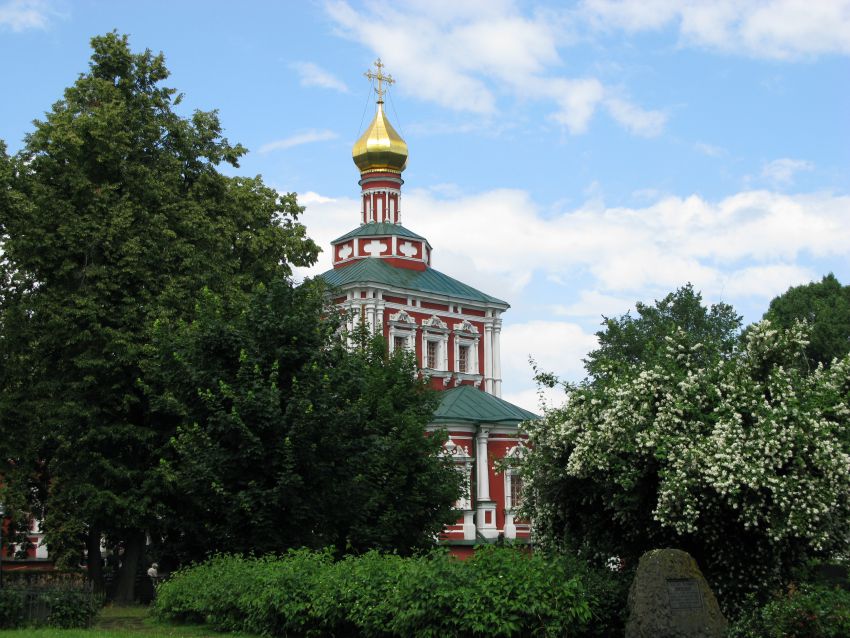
[86,527,105,593]
[113,531,144,604]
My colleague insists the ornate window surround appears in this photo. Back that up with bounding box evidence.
[503,444,528,513]
[388,309,416,354]
[421,315,449,372]
[453,320,480,377]
[442,437,473,511]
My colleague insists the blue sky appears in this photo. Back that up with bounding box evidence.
[2,0,849,410]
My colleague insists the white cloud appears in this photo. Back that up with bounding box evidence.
[290,61,349,93]
[546,77,605,134]
[719,263,816,298]
[324,0,665,136]
[761,158,814,186]
[0,0,52,31]
[552,290,635,318]
[501,320,599,386]
[603,97,667,137]
[579,0,850,59]
[298,186,850,300]
[694,142,726,157]
[501,385,567,415]
[258,129,338,153]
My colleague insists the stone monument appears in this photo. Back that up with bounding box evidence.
[625,548,727,638]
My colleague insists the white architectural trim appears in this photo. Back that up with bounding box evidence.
[484,320,494,394]
[453,320,480,375]
[389,309,415,325]
[388,309,416,354]
[503,443,527,539]
[422,314,448,330]
[453,319,479,335]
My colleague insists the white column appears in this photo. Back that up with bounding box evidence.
[493,317,503,398]
[365,293,377,333]
[484,319,494,394]
[475,427,491,502]
[463,511,476,540]
[504,513,516,539]
[376,300,385,336]
[475,426,497,538]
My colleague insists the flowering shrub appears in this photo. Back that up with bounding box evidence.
[523,318,850,613]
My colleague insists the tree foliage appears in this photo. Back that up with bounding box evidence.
[0,32,318,600]
[584,283,742,379]
[764,273,850,369]
[143,281,462,563]
[523,286,850,612]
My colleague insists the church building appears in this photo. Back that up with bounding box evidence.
[320,61,536,553]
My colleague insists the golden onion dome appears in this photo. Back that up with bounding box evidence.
[352,101,408,174]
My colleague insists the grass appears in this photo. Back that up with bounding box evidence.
[0,604,259,638]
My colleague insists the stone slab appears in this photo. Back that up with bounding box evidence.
[625,548,727,638]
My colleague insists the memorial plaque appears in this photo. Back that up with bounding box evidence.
[666,578,702,610]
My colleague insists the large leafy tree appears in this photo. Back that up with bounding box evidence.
[0,33,318,601]
[143,281,462,564]
[764,273,850,369]
[523,286,850,612]
[583,283,742,379]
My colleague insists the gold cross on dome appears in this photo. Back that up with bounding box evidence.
[364,58,394,102]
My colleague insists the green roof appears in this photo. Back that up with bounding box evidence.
[320,258,508,306]
[332,223,427,244]
[431,385,538,425]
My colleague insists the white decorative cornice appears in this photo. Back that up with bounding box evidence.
[505,443,528,459]
[453,319,479,335]
[389,309,415,324]
[443,437,472,461]
[422,314,448,330]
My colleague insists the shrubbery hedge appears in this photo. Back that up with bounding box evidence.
[153,547,628,637]
[0,587,102,629]
[727,584,850,638]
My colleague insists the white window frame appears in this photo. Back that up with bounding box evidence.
[503,444,528,513]
[388,310,416,354]
[453,320,480,376]
[442,438,473,510]
[421,315,449,371]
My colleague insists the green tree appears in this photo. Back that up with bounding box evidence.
[0,32,318,601]
[144,281,462,563]
[523,287,850,613]
[764,274,850,368]
[584,283,742,379]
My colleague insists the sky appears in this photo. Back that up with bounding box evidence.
[2,0,849,411]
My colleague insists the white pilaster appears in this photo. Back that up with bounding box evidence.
[475,427,490,502]
[504,513,516,539]
[493,317,503,398]
[475,426,497,537]
[484,319,494,394]
[376,299,385,334]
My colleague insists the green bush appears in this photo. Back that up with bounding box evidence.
[727,584,850,638]
[43,589,103,629]
[0,587,101,629]
[0,589,26,628]
[154,547,619,637]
